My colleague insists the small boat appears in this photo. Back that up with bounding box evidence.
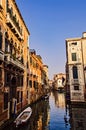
[42,93,50,100]
[14,107,32,127]
[44,94,49,99]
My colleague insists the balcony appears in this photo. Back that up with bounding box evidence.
[4,53,24,70]
[0,50,4,61]
[6,8,23,41]
[71,91,84,101]
[71,79,79,85]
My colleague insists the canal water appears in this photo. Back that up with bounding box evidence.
[1,91,86,130]
[49,91,70,130]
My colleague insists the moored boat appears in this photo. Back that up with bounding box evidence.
[44,94,49,99]
[14,106,32,127]
[42,93,50,100]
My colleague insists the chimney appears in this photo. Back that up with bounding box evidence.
[82,32,86,38]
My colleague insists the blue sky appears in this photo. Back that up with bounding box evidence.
[16,0,86,79]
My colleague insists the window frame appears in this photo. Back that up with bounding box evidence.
[74,85,79,90]
[72,66,78,79]
[72,53,77,61]
[4,93,8,110]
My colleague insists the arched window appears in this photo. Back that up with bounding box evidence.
[10,38,13,54]
[72,66,78,79]
[5,32,9,52]
[5,38,8,52]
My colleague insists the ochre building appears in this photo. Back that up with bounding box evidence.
[0,0,30,124]
[29,49,48,103]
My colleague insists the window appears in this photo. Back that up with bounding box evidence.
[4,93,8,109]
[21,91,23,102]
[17,76,21,86]
[10,44,13,55]
[0,32,2,49]
[27,77,29,86]
[17,75,23,87]
[72,53,77,61]
[74,86,79,90]
[21,76,23,86]
[5,38,9,52]
[30,57,32,64]
[29,80,32,88]
[72,66,78,79]
[34,81,36,89]
[20,26,22,35]
[11,87,16,98]
[17,91,20,103]
[5,72,10,86]
[72,42,77,45]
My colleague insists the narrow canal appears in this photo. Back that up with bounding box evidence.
[2,91,86,130]
[1,91,71,130]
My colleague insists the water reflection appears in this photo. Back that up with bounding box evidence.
[2,91,86,130]
[18,99,50,130]
[1,98,50,130]
[52,90,65,108]
[28,99,50,130]
[69,105,86,130]
[49,91,70,130]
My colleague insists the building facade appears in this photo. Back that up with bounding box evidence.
[29,49,49,103]
[0,0,30,124]
[65,32,86,103]
[42,65,49,92]
[0,0,49,125]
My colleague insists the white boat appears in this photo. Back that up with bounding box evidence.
[44,94,49,99]
[14,107,32,127]
[42,93,50,100]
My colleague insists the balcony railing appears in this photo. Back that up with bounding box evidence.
[71,91,84,101]
[6,8,23,40]
[0,50,4,61]
[71,79,79,85]
[4,53,24,70]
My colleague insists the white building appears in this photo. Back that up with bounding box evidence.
[53,73,66,91]
[65,33,86,102]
